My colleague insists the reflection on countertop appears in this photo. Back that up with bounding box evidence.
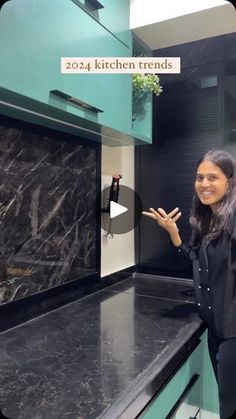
[0,275,203,419]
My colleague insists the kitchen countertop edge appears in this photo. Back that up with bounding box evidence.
[98,318,205,419]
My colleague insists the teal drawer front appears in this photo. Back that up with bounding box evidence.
[139,332,220,419]
[0,0,132,135]
[167,374,201,419]
[140,341,203,419]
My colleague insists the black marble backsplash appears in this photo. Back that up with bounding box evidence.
[0,116,99,304]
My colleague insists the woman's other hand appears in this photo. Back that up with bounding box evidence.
[142,207,182,246]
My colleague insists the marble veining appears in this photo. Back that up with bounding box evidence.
[0,277,201,419]
[0,118,98,304]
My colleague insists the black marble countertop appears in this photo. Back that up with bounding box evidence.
[0,275,204,419]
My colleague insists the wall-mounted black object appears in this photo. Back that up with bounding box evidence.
[0,0,11,10]
[50,90,103,113]
[102,175,122,213]
[102,174,122,238]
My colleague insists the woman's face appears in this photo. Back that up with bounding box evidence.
[195,160,229,212]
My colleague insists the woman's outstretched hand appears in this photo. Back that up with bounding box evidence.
[142,207,182,246]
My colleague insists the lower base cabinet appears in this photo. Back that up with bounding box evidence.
[139,331,219,419]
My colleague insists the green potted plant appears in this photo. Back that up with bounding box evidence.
[132,73,163,97]
[132,73,163,122]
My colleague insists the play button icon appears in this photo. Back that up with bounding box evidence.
[110,201,128,219]
[100,185,143,235]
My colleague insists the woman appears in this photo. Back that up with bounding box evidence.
[142,149,236,419]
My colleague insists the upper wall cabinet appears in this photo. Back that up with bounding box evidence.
[0,0,132,137]
[71,0,131,47]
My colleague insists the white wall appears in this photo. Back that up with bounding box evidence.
[130,1,235,50]
[101,145,135,277]
[130,0,229,28]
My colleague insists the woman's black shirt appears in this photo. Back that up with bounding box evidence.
[177,220,236,338]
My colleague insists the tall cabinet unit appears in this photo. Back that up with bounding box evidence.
[223,33,236,158]
[136,34,234,278]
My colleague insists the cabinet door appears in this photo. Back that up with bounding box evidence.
[0,0,63,106]
[72,0,131,46]
[139,341,202,419]
[61,6,131,134]
[131,34,153,143]
[95,0,130,46]
[0,0,131,135]
[132,94,152,143]
[167,374,200,419]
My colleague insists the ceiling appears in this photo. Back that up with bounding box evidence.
[131,3,236,50]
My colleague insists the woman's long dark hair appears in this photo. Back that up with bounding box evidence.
[190,149,236,246]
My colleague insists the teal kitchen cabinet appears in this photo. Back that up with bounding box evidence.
[132,93,152,144]
[61,9,132,135]
[139,332,219,419]
[72,0,131,47]
[0,0,132,135]
[131,33,153,144]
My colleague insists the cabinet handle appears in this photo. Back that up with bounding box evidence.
[86,0,104,9]
[50,90,103,114]
[71,0,104,10]
[166,373,200,419]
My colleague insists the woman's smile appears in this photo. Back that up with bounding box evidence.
[195,160,229,211]
[199,190,215,198]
